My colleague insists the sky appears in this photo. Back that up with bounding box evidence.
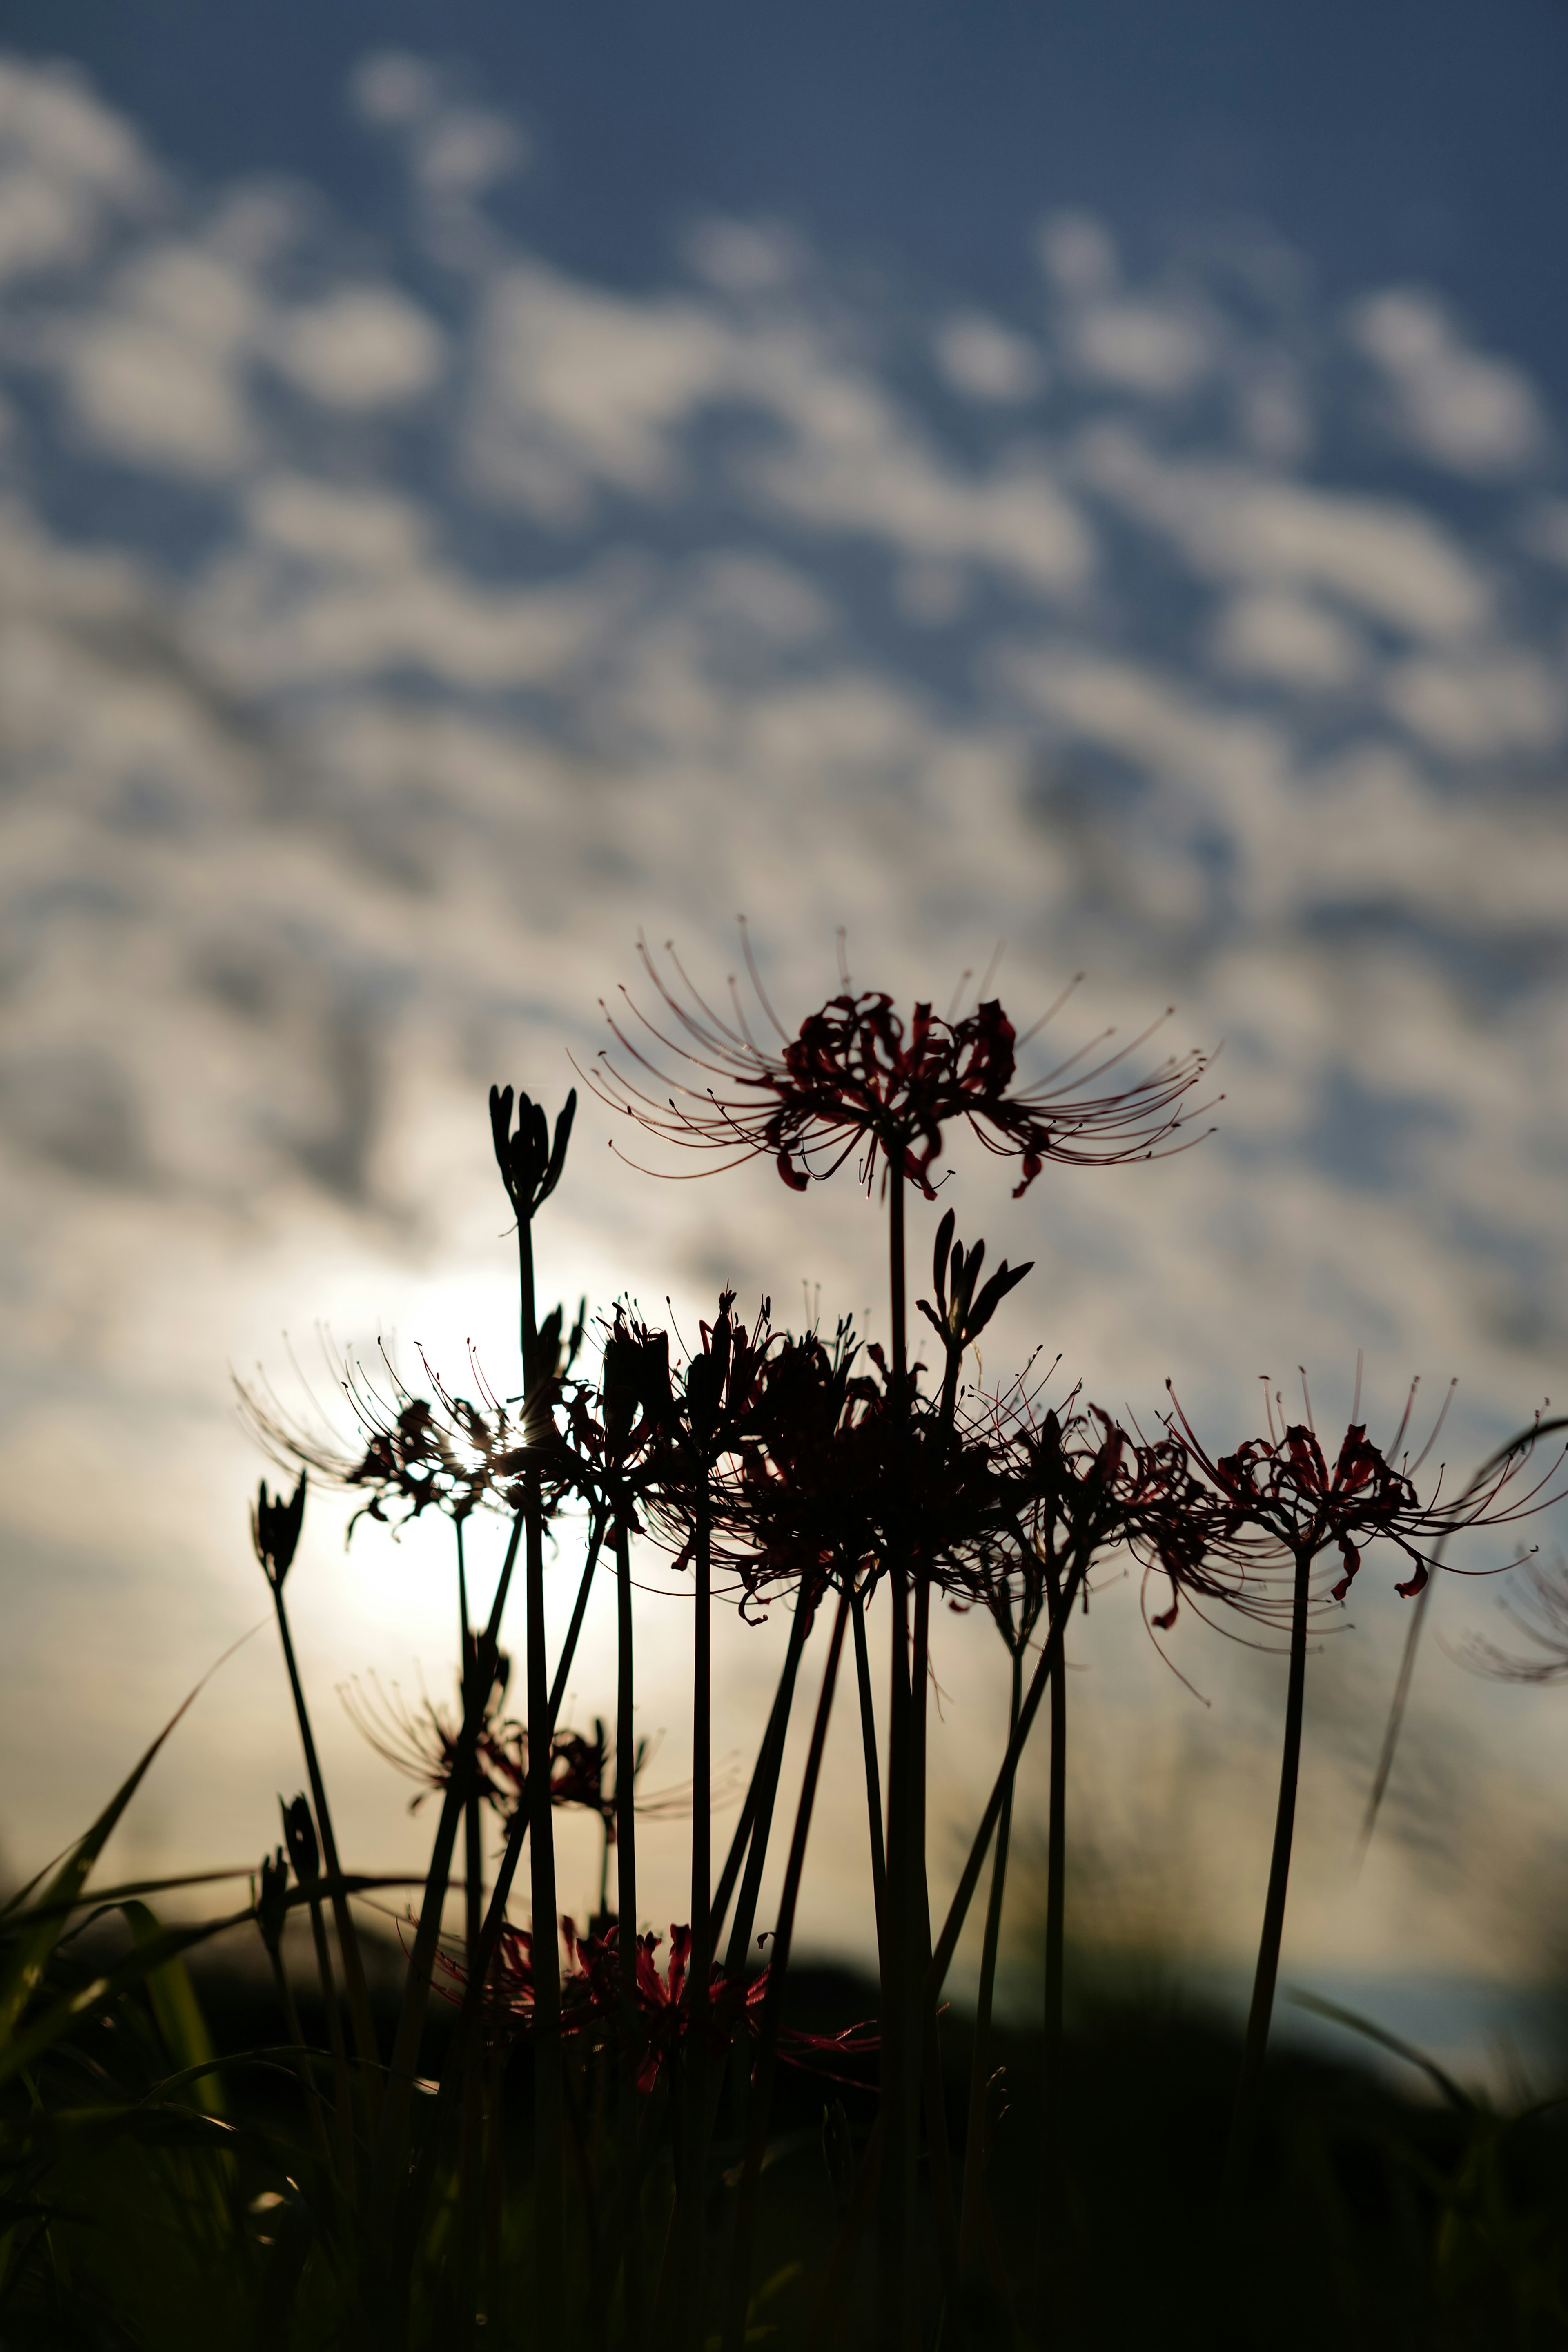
[2,4,1568,2063]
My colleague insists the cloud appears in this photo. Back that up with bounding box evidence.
[56,238,261,476]
[272,286,445,410]
[1210,590,1365,691]
[1070,298,1212,396]
[1035,210,1118,296]
[1349,289,1548,477]
[1381,650,1567,759]
[933,312,1047,403]
[466,263,736,516]
[1078,424,1493,639]
[0,56,159,282]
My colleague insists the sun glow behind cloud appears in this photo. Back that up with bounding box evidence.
[0,49,1566,2008]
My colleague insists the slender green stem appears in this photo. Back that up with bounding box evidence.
[305,1880,356,2195]
[878,1145,913,2352]
[265,1938,335,2177]
[720,1586,850,2352]
[373,1507,525,2227]
[457,1520,485,2305]
[457,1519,483,1982]
[1041,1552,1067,2173]
[721,1599,814,1976]
[401,1511,607,2263]
[959,1648,1020,2274]
[527,1475,564,2330]
[927,1550,1087,2006]
[850,1579,886,1951]
[710,1618,808,1947]
[675,1492,714,2339]
[615,1512,645,2341]
[1223,1543,1314,2196]
[270,1587,381,2119]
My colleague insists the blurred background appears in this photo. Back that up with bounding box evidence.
[1,0,1567,2082]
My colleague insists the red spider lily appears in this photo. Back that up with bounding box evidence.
[438,1920,877,2089]
[566,1292,775,1536]
[959,1390,1252,1649]
[237,1317,585,1539]
[1462,1552,1568,1684]
[1161,1377,1568,1615]
[340,1670,695,1842]
[650,1321,1011,1613]
[585,932,1215,1201]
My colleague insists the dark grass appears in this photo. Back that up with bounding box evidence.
[13,1931,1568,2350]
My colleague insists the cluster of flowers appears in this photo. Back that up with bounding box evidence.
[434,1919,877,2091]
[242,935,1565,2345]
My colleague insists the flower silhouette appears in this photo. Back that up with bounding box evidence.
[586,932,1214,1200]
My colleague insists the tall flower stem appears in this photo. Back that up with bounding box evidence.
[456,1519,483,1979]
[269,1584,381,2125]
[303,1859,356,2195]
[878,1148,916,2352]
[512,1170,566,2331]
[708,1610,809,1947]
[719,1599,814,1973]
[263,1938,336,2177]
[456,1519,485,2294]
[526,1473,564,2331]
[720,1585,850,2352]
[373,1507,525,2237]
[674,1490,714,2341]
[614,1510,645,2340]
[958,1646,1021,2276]
[401,1512,607,2263]
[1223,1541,1314,2196]
[927,1550,1088,2006]
[851,1578,886,1948]
[1041,1552,1067,2179]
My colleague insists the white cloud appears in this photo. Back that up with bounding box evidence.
[683,216,803,296]
[1071,299,1211,396]
[467,263,735,515]
[0,57,158,281]
[273,286,445,409]
[1350,289,1547,477]
[56,238,261,476]
[934,312,1047,403]
[1211,590,1365,691]
[1079,425,1493,639]
[1382,651,1567,758]
[195,474,617,688]
[415,108,526,198]
[1035,209,1117,296]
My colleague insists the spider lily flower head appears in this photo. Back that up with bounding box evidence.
[489,1084,577,1223]
[341,1657,517,1814]
[1163,1376,1568,1613]
[251,1472,307,1590]
[442,1920,878,2087]
[1460,1533,1568,1686]
[586,931,1215,1202]
[691,1328,1010,1614]
[238,1335,576,1541]
[988,1396,1239,1635]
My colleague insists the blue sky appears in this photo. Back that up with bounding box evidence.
[1,7,1567,2047]
[8,0,1568,390]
